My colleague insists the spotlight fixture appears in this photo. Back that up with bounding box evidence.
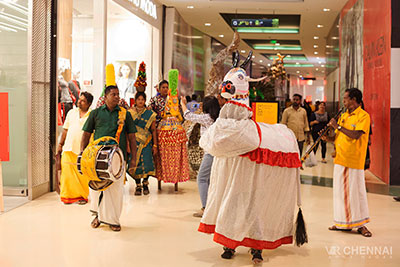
[241,50,246,53]
[314,52,318,55]
[314,45,318,48]
[218,34,224,38]
[317,25,324,28]
[187,6,194,9]
[314,36,319,40]
[323,8,331,12]
[205,23,211,26]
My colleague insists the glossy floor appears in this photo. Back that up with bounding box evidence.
[0,178,400,267]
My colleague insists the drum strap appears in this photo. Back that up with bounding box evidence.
[115,107,127,143]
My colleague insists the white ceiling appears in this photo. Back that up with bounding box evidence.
[157,0,347,78]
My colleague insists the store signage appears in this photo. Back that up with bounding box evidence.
[251,101,279,124]
[0,93,9,162]
[232,19,279,28]
[127,0,157,20]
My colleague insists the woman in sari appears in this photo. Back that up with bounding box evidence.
[128,92,158,195]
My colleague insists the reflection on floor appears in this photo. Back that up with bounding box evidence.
[300,143,400,196]
[0,178,400,267]
[0,196,29,214]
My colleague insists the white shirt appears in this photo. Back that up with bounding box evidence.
[63,108,91,154]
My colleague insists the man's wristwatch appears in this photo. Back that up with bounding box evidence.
[337,126,342,131]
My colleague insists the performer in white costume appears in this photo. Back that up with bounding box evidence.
[198,51,307,264]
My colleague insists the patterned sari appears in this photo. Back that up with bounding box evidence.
[128,108,157,179]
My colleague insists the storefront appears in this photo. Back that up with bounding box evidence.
[57,0,163,110]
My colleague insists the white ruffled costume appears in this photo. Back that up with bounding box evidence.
[198,67,302,250]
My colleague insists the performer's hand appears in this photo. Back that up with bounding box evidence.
[56,144,63,155]
[180,96,187,106]
[328,118,338,129]
[152,146,158,155]
[311,120,319,126]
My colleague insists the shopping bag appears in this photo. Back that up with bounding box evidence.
[304,145,318,167]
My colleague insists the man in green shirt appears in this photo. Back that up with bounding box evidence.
[81,85,137,231]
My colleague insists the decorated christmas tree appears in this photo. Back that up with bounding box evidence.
[134,61,147,92]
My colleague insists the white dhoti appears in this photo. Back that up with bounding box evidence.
[333,164,370,229]
[89,176,124,226]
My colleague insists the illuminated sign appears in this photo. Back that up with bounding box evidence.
[232,19,279,28]
[127,0,157,19]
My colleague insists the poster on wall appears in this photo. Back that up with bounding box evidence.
[339,0,364,105]
[251,101,279,124]
[0,93,9,162]
[340,0,391,183]
[114,61,137,101]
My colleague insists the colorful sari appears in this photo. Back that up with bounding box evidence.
[128,108,157,179]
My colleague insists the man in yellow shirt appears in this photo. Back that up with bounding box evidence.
[325,88,372,237]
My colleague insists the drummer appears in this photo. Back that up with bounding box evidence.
[81,85,137,231]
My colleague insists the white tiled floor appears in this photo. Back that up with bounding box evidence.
[0,178,399,267]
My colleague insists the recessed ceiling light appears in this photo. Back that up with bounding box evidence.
[205,23,211,26]
[296,71,300,73]
[323,8,331,12]
[317,57,320,59]
[252,55,255,59]
[241,50,246,53]
[314,36,319,40]
[187,5,194,9]
[318,61,322,64]
[300,75,303,77]
[321,64,325,67]
[259,60,263,63]
[322,71,325,73]
[317,25,324,28]
[275,43,280,46]
[314,45,318,48]
[218,34,224,38]
[332,36,339,40]
[314,52,318,55]
[267,63,271,66]
[326,45,334,48]
[287,55,291,57]
[316,68,319,71]
[296,62,299,65]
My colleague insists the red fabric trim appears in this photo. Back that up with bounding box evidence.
[61,197,88,204]
[214,233,293,250]
[226,100,252,112]
[198,222,216,234]
[240,148,301,168]
[253,120,262,145]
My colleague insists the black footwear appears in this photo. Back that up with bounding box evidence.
[135,185,142,196]
[221,247,235,259]
[143,181,150,195]
[394,196,400,202]
[250,248,263,264]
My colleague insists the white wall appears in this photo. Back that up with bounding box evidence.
[391,48,400,108]
[326,68,340,102]
[290,75,325,103]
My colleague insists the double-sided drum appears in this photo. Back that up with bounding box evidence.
[77,137,125,191]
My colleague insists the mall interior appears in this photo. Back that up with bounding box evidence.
[0,0,399,266]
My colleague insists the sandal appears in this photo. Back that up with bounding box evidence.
[134,185,142,196]
[328,225,351,231]
[357,226,372,237]
[78,199,87,205]
[91,216,100,228]
[221,247,235,259]
[250,248,263,264]
[110,225,121,232]
[143,181,150,195]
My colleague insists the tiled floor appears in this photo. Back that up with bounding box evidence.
[0,178,400,267]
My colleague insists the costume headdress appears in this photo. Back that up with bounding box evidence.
[105,64,116,87]
[219,50,268,107]
[162,69,182,121]
[134,61,147,92]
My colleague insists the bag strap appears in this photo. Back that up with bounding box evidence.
[115,107,127,144]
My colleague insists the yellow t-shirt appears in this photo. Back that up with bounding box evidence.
[334,106,370,169]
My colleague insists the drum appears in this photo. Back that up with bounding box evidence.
[77,136,125,190]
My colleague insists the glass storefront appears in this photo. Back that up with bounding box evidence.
[0,0,29,188]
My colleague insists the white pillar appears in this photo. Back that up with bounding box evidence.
[92,0,107,105]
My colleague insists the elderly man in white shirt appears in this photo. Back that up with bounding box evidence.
[57,92,93,204]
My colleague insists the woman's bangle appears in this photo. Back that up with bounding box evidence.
[153,144,158,148]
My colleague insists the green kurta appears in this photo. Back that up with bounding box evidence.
[82,104,136,159]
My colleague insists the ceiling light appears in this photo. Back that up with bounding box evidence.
[187,6,194,9]
[259,60,263,63]
[296,71,300,73]
[321,65,325,67]
[314,52,318,55]
[317,57,320,59]
[241,50,246,53]
[218,34,224,38]
[296,62,299,65]
[287,55,291,57]
[267,63,271,66]
[284,63,314,67]
[205,23,211,26]
[275,43,280,46]
[314,45,318,48]
[314,36,319,40]
[236,28,299,34]
[323,8,331,12]
[252,55,255,59]
[253,45,302,51]
[322,71,325,73]
[300,75,303,78]
[317,25,324,28]
[316,68,319,71]
[326,45,334,48]
[332,36,339,40]
[318,61,322,64]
